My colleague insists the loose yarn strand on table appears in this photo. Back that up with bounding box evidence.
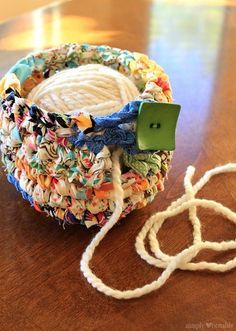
[80,161,236,300]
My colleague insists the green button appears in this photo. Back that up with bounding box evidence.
[136,102,181,151]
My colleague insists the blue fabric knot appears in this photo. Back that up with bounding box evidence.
[69,127,136,154]
[94,100,141,129]
[7,174,34,205]
[69,131,87,148]
[68,99,157,154]
[104,127,134,145]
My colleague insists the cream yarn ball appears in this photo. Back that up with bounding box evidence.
[28,64,140,116]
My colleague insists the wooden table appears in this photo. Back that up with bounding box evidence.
[0,1,235,330]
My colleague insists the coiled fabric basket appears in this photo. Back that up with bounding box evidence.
[0,43,174,229]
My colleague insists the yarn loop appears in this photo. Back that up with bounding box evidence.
[80,159,236,299]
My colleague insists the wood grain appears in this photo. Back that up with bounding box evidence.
[0,1,236,330]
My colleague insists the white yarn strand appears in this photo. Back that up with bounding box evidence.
[80,161,236,300]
